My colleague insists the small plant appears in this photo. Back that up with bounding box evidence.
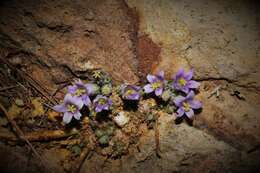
[93,95,113,113]
[67,79,95,106]
[143,71,165,96]
[172,68,200,94]
[53,68,202,124]
[174,91,202,118]
[53,94,84,124]
[120,84,141,100]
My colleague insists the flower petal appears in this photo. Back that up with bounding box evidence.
[187,80,200,89]
[173,82,181,90]
[75,79,84,86]
[68,85,77,94]
[53,104,67,113]
[132,85,141,91]
[176,108,185,117]
[189,100,202,109]
[63,112,73,124]
[185,109,194,119]
[73,111,82,120]
[95,105,103,113]
[64,94,73,104]
[107,99,113,105]
[132,93,140,100]
[147,74,157,83]
[155,87,163,96]
[75,99,84,109]
[186,90,195,100]
[144,84,153,93]
[174,96,185,107]
[184,69,193,80]
[157,71,164,80]
[128,93,140,100]
[85,84,94,95]
[175,68,184,78]
[82,95,91,106]
[181,87,190,94]
[69,96,84,109]
[93,95,103,103]
[103,105,109,110]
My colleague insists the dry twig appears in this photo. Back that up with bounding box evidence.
[73,147,93,173]
[208,85,222,98]
[0,57,58,105]
[0,85,19,92]
[155,118,162,158]
[0,103,46,168]
[0,129,78,142]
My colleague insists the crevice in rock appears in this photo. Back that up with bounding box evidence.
[60,64,84,79]
[5,50,53,70]
[0,31,23,49]
[247,144,260,154]
[36,22,73,34]
[194,77,260,92]
[193,122,248,151]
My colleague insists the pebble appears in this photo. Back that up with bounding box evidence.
[113,111,130,127]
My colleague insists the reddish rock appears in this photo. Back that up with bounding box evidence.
[0,0,139,88]
[137,35,161,78]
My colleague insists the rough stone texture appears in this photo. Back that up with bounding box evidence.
[0,0,139,90]
[127,0,260,153]
[126,0,260,87]
[135,115,240,173]
[195,82,260,151]
[0,0,260,172]
[0,144,69,173]
[125,0,260,170]
[81,114,260,172]
[137,35,161,78]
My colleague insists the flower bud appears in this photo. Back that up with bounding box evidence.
[92,84,100,95]
[95,129,105,138]
[101,84,112,95]
[98,135,109,145]
[161,90,171,101]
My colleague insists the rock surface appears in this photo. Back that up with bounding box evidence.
[0,0,139,90]
[80,114,260,173]
[125,0,260,172]
[127,0,260,87]
[0,0,260,172]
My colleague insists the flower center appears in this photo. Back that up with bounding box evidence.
[183,102,190,112]
[152,82,161,90]
[126,89,134,96]
[67,104,77,113]
[99,98,107,105]
[75,87,86,96]
[178,78,187,87]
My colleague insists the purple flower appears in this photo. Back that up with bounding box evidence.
[121,84,141,100]
[174,91,202,119]
[143,71,165,96]
[173,68,200,93]
[68,79,94,106]
[93,95,112,113]
[53,94,84,124]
